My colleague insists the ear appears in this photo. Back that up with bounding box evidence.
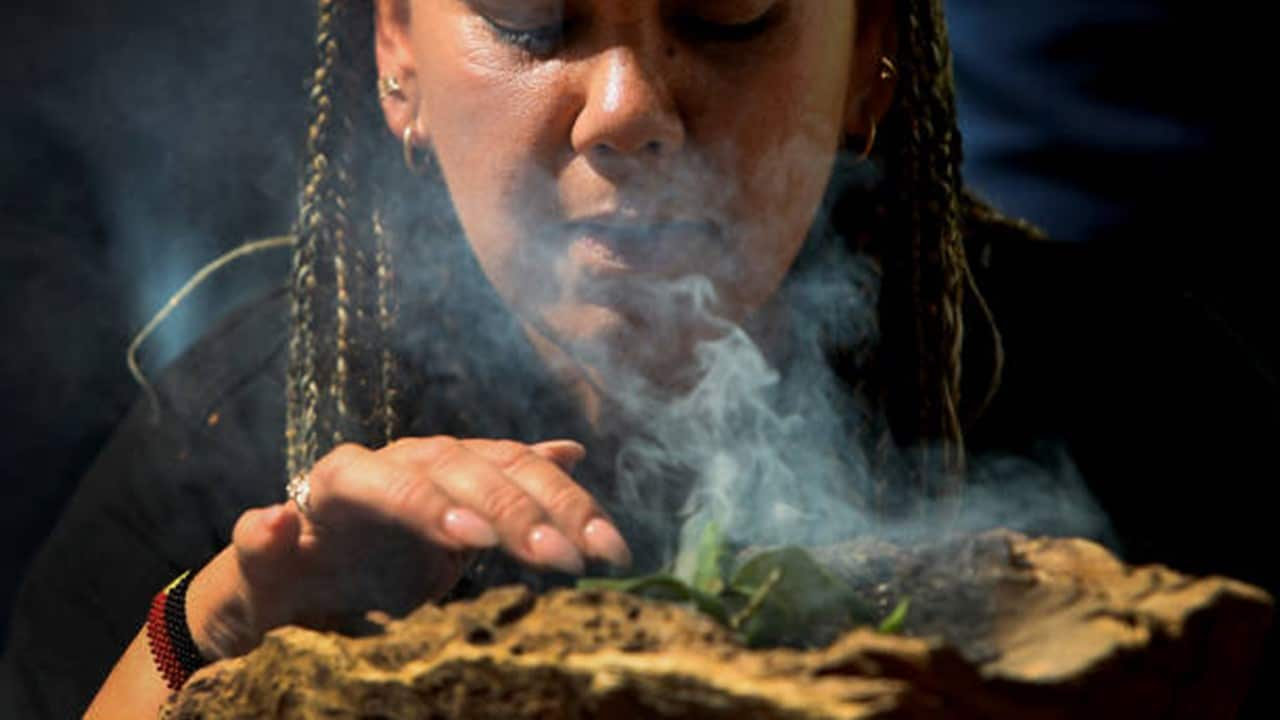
[374,0,428,145]
[843,0,898,145]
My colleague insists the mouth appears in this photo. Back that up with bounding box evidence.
[564,216,724,278]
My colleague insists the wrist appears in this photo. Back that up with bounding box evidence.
[185,548,290,661]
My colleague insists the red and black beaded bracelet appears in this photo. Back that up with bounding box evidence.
[145,571,207,691]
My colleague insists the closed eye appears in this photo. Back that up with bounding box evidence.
[483,16,567,56]
[674,5,783,44]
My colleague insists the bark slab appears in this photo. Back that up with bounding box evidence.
[164,531,1273,719]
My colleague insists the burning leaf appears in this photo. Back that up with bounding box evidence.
[877,598,911,635]
[578,529,899,648]
[673,520,730,596]
[728,547,876,647]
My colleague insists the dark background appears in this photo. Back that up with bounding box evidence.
[1,0,311,650]
[2,0,1275,715]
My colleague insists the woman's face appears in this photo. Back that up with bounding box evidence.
[377,0,892,382]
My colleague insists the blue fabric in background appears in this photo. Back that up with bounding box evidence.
[946,0,1277,389]
[947,0,1240,243]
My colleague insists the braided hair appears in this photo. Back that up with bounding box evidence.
[286,0,1020,508]
[873,0,979,499]
[288,0,389,480]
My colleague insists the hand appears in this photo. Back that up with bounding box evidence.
[186,437,631,661]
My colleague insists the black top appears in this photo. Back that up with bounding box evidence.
[0,288,292,719]
[3,236,1277,719]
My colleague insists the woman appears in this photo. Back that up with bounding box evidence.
[4,1,1028,717]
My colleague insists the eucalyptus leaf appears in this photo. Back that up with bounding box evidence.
[878,598,911,635]
[579,541,897,649]
[729,547,876,648]
[690,520,729,595]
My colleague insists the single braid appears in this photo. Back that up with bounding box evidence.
[917,0,970,490]
[287,0,340,479]
[332,196,352,441]
[372,203,400,444]
[343,5,403,451]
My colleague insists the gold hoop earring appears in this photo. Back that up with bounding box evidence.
[403,125,428,176]
[857,121,878,161]
[878,56,898,82]
[845,57,894,162]
[378,75,404,102]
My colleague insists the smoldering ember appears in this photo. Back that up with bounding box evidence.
[163,530,1271,719]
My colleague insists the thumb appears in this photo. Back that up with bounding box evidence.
[232,503,302,567]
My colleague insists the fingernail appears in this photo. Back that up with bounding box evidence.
[528,525,585,575]
[443,508,500,548]
[583,518,633,568]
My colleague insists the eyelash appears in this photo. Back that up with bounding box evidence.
[485,19,565,57]
[675,9,781,44]
[484,7,780,57]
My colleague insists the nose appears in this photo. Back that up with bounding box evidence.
[572,46,686,162]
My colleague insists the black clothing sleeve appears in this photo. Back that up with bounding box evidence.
[0,290,289,719]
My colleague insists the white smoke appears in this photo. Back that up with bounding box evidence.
[590,234,1113,560]
[594,235,884,556]
[388,115,1115,567]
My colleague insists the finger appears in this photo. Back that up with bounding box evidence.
[231,504,304,588]
[383,437,585,573]
[232,504,297,558]
[440,507,500,548]
[308,443,493,554]
[462,439,631,569]
[530,440,587,471]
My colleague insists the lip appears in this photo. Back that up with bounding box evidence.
[564,216,723,277]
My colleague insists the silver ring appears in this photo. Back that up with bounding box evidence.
[287,473,313,517]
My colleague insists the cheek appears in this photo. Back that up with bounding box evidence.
[699,64,846,313]
[416,39,571,303]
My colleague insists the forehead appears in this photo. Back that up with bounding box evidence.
[439,0,850,24]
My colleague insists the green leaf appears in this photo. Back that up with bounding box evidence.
[728,547,876,648]
[690,521,728,595]
[672,519,730,594]
[877,598,910,635]
[579,543,897,650]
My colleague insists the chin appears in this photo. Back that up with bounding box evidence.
[542,302,633,345]
[542,301,698,385]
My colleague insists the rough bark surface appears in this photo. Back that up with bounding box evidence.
[164,531,1273,719]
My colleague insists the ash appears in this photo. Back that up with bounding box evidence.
[810,531,1016,663]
